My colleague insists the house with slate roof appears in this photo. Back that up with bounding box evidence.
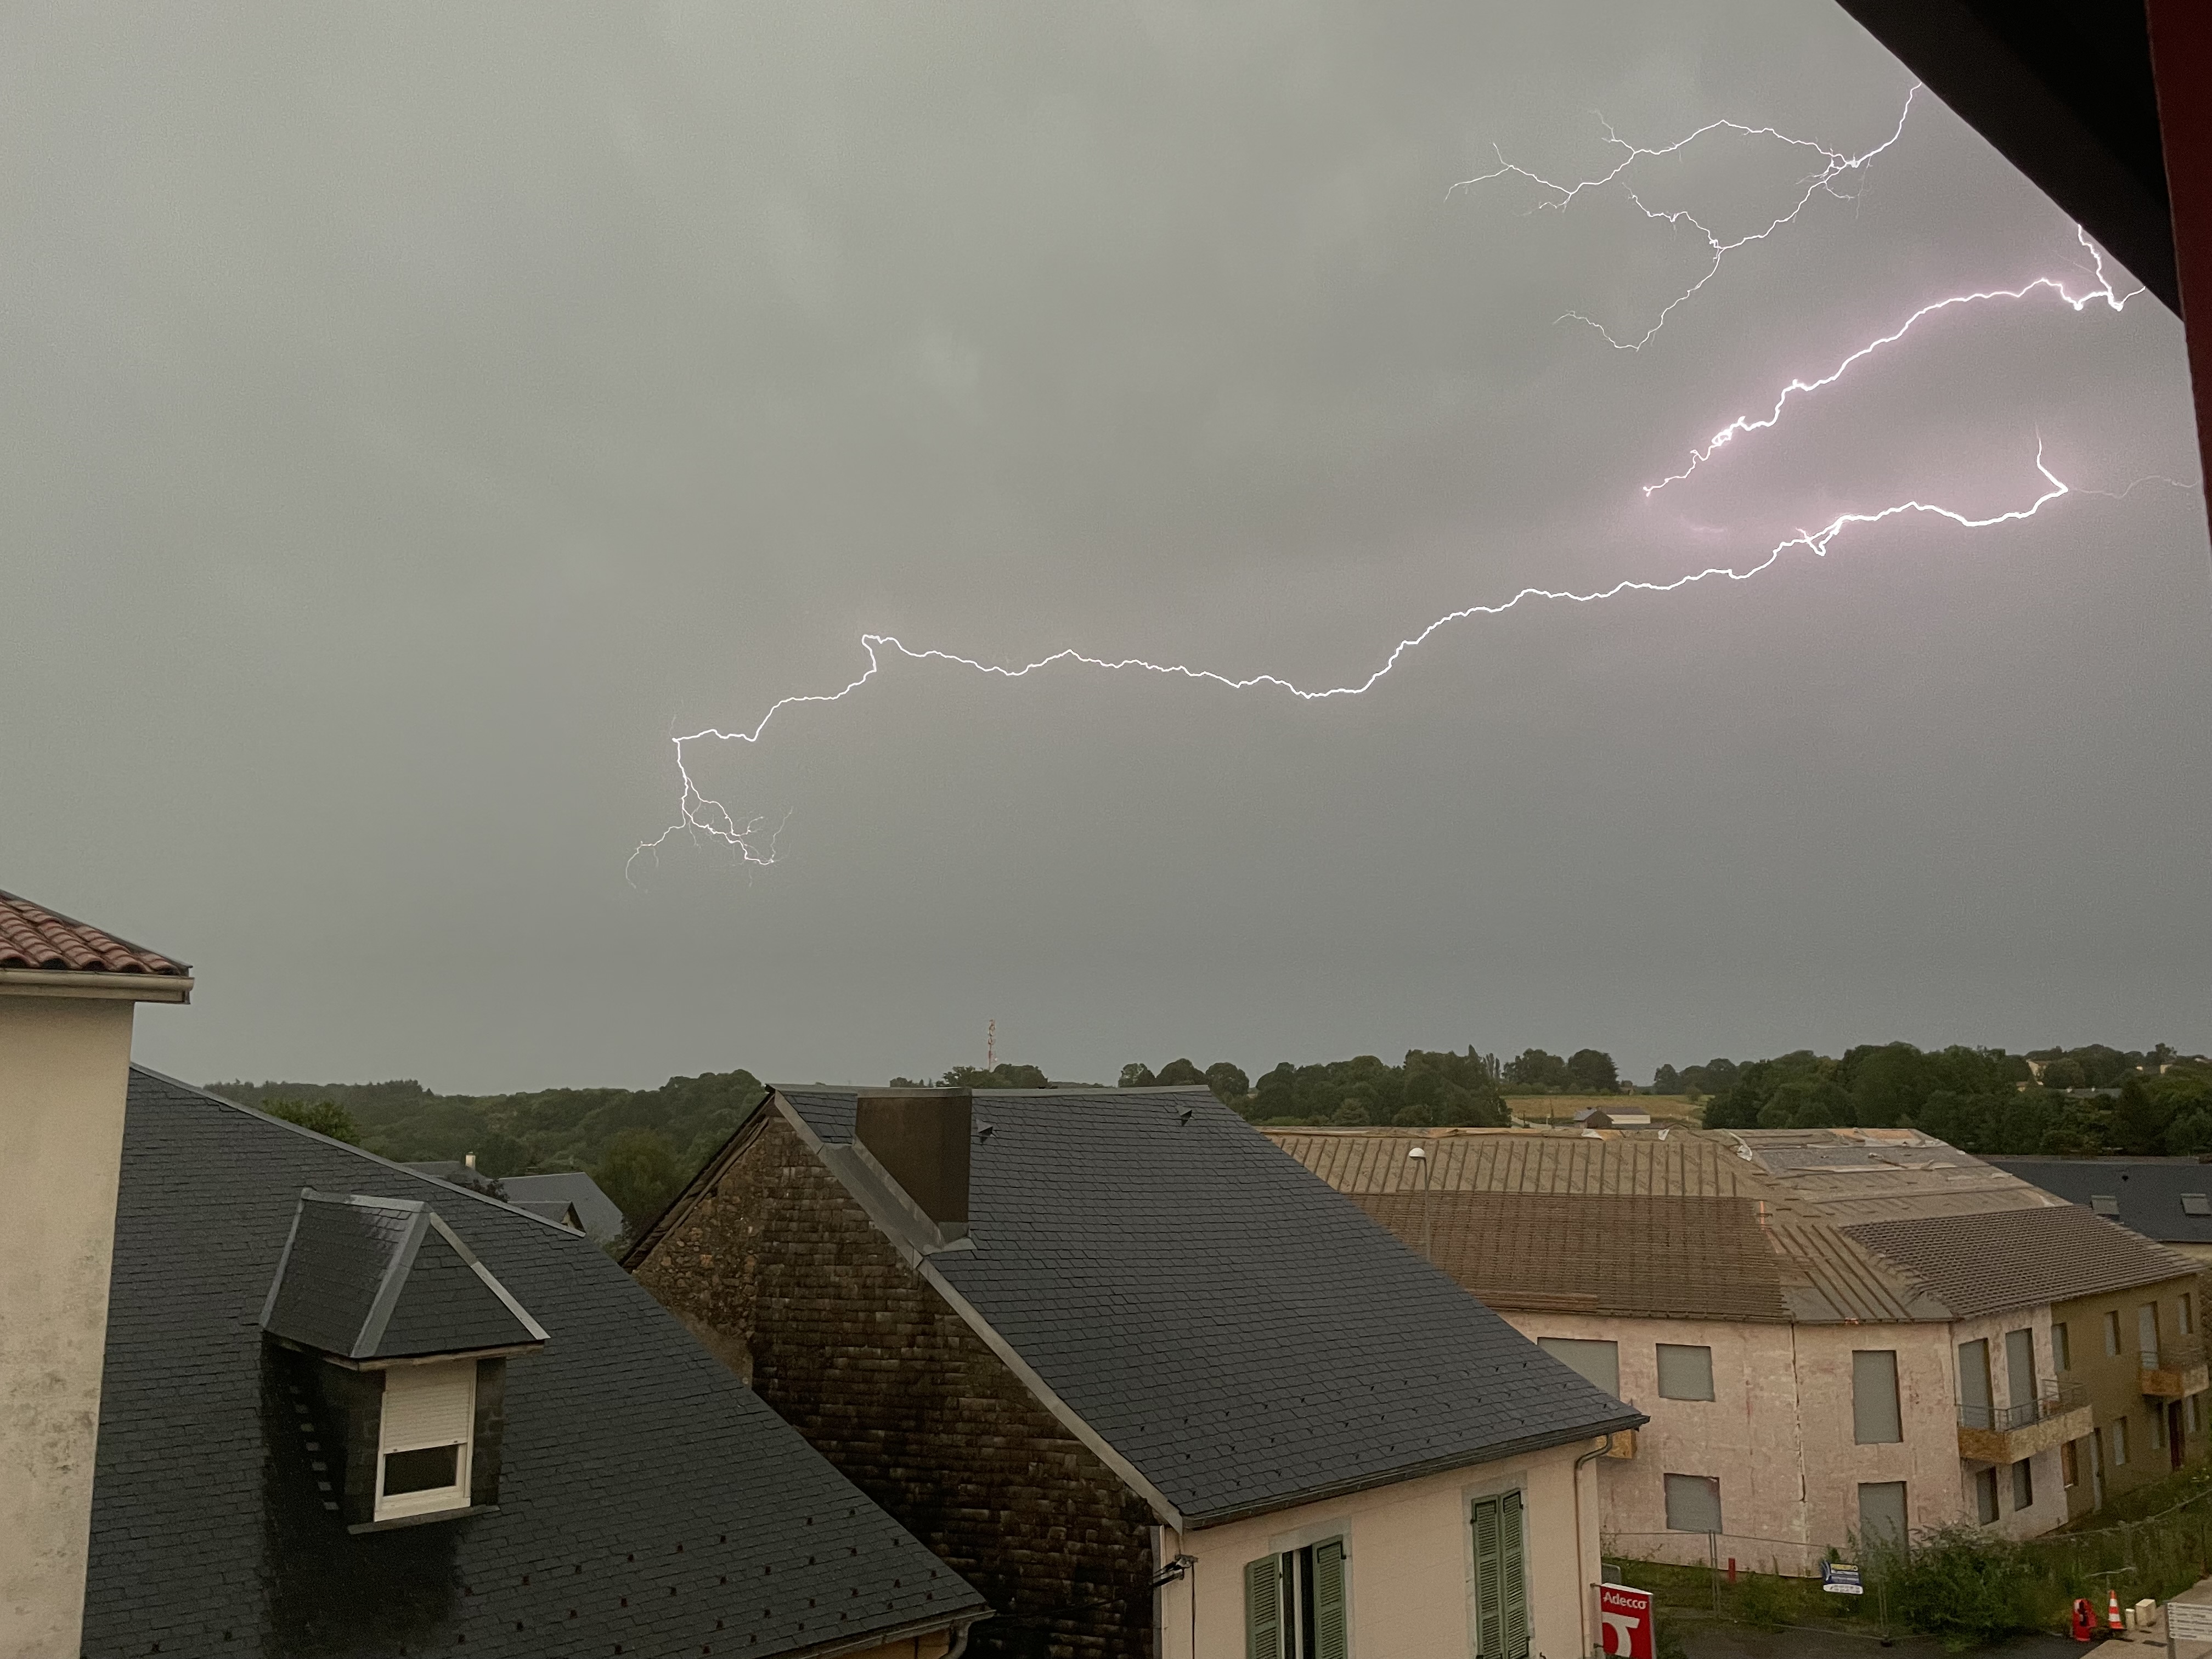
[0,883,990,1659]
[1271,1124,2212,1566]
[628,1085,1643,1659]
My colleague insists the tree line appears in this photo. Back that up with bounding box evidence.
[1682,1042,2212,1156]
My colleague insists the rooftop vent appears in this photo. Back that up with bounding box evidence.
[261,1190,547,1530]
[2183,1194,2211,1217]
[2092,1195,2121,1216]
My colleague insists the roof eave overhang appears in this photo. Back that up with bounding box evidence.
[0,967,193,1003]
[788,1606,992,1659]
[1177,1410,1649,1532]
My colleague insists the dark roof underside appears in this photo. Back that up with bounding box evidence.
[1842,1202,2198,1317]
[776,1088,1640,1527]
[88,1069,986,1659]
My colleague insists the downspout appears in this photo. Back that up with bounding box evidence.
[1573,1434,1617,1658]
[942,1615,978,1659]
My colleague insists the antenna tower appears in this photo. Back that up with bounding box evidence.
[986,1019,996,1069]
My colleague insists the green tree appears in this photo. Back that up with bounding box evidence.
[1505,1049,1571,1092]
[594,1128,684,1238]
[939,1064,1050,1090]
[1154,1058,1207,1088]
[1566,1049,1620,1093]
[2111,1075,2175,1156]
[262,1098,360,1145]
[1254,1063,1296,1120]
[1651,1064,1683,1095]
[1203,1061,1250,1108]
[1118,1063,1158,1088]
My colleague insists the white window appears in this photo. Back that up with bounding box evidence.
[1657,1344,1714,1402]
[1664,1474,1723,1534]
[375,1361,476,1522]
[1538,1337,1620,1398]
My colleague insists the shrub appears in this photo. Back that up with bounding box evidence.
[1880,1525,2060,1649]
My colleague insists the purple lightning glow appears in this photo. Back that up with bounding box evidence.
[1645,227,2143,495]
[1447,87,1918,350]
[630,88,2177,886]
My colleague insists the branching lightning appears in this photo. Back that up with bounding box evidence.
[1447,87,1918,350]
[630,83,2181,887]
[1644,227,2143,495]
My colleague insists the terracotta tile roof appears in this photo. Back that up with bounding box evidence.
[1841,1205,2202,1317]
[0,889,188,976]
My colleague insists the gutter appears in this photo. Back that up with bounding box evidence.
[0,967,193,1003]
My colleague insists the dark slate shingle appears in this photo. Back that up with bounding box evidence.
[777,1086,1641,1527]
[87,1067,988,1659]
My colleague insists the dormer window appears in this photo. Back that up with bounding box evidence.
[260,1189,547,1530]
[376,1360,478,1521]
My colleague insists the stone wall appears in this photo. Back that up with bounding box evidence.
[633,1107,1157,1658]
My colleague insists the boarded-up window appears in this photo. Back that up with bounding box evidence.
[1538,1337,1620,1398]
[1657,1344,1714,1402]
[2012,1458,2034,1511]
[2062,1440,2079,1489]
[2054,1322,2072,1372]
[2004,1329,2036,1408]
[1957,1339,1992,1430]
[2111,1418,2129,1466]
[2183,1294,2197,1336]
[1858,1481,1907,1550]
[1470,1491,1530,1659]
[1853,1351,1902,1444]
[2104,1311,2122,1356]
[1974,1467,1999,1524]
[1663,1474,1722,1534]
[2140,1304,2161,1364]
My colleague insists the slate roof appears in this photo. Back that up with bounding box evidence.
[1266,1125,2184,1325]
[500,1171,627,1245]
[261,1190,548,1360]
[768,1087,1643,1528]
[0,887,188,975]
[88,1068,988,1659]
[1990,1157,2212,1246]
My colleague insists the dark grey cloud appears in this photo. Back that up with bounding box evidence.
[5,0,2205,1091]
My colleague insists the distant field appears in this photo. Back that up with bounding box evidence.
[1508,1095,1701,1125]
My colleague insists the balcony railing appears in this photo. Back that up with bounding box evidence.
[2141,1341,2210,1399]
[1957,1381,2086,1434]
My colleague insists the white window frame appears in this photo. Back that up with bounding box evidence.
[374,1359,476,1522]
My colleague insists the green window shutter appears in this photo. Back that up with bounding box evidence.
[1245,1554,1282,1659]
[1313,1538,1347,1659]
[1500,1489,1530,1659]
[1473,1498,1503,1656]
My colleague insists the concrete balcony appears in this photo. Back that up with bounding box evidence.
[1957,1383,2092,1465]
[2140,1347,2210,1400]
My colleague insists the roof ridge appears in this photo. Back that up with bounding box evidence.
[133,1065,585,1238]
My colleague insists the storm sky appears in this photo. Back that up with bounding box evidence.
[7,1,2207,1092]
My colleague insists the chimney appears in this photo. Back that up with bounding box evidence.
[0,888,192,1658]
[464,1152,476,1171]
[854,1089,972,1235]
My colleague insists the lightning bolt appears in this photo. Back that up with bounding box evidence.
[630,89,2187,887]
[1645,227,2143,495]
[631,445,2100,881]
[1448,87,1918,350]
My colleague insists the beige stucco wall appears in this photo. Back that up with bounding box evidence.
[1939,1306,2069,1539]
[1155,1439,1600,1659]
[1500,1310,2061,1576]
[0,996,136,1659]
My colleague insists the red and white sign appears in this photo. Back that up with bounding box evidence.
[1598,1583,1655,1659]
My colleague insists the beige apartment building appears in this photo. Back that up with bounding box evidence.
[1269,1125,2208,1574]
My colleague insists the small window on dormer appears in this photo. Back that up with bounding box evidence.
[376,1361,477,1521]
[2182,1194,2210,1217]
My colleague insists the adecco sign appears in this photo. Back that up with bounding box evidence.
[1598,1583,1655,1659]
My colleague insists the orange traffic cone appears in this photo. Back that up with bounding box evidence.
[2108,1589,2125,1632]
